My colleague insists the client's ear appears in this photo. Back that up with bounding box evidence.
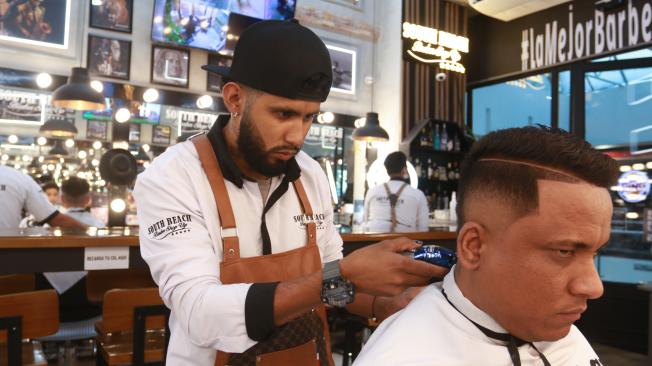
[456,221,486,270]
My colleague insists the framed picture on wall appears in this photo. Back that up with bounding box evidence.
[128,123,141,143]
[206,54,232,93]
[151,45,190,88]
[152,125,171,145]
[326,44,356,95]
[86,120,108,140]
[0,0,71,49]
[88,35,131,80]
[89,0,133,33]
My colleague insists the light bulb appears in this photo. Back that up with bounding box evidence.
[65,139,75,148]
[37,136,47,146]
[8,135,18,144]
[78,150,87,159]
[90,80,104,93]
[115,107,130,123]
[36,73,52,88]
[196,95,213,109]
[143,88,159,103]
[141,144,150,153]
[93,141,103,150]
[110,198,126,213]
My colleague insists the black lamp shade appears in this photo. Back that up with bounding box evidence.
[39,118,78,138]
[51,67,105,111]
[352,112,389,142]
[48,140,69,156]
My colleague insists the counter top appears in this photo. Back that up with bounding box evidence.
[0,228,456,248]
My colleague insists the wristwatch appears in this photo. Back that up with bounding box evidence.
[321,260,355,307]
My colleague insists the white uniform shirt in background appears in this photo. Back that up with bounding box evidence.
[134,141,343,365]
[354,268,601,366]
[0,165,57,229]
[43,207,106,294]
[363,180,429,232]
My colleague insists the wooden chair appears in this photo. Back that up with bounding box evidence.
[0,275,35,296]
[0,290,59,366]
[95,288,170,366]
[86,269,156,304]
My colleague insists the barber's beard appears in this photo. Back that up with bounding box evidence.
[237,111,300,177]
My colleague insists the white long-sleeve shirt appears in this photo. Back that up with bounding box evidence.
[0,165,57,229]
[363,180,429,232]
[354,268,601,365]
[134,139,342,365]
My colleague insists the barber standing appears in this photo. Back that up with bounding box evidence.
[0,165,85,230]
[134,20,446,366]
[363,152,429,232]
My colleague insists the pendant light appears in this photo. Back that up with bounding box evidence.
[51,67,105,111]
[39,118,78,138]
[352,112,389,142]
[48,140,69,156]
[351,5,388,143]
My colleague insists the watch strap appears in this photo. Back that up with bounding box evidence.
[322,260,341,280]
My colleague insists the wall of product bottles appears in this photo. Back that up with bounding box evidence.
[409,122,466,216]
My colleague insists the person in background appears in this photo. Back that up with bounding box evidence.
[354,126,617,365]
[42,181,60,206]
[363,151,429,232]
[0,165,85,230]
[38,177,103,320]
[60,177,104,228]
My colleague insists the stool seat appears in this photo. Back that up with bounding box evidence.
[37,315,101,342]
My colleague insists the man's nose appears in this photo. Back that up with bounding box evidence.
[568,259,604,300]
[285,118,306,147]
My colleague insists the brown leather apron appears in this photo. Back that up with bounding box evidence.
[192,136,335,366]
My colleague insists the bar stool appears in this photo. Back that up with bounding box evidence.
[0,290,59,366]
[0,275,35,296]
[94,288,170,366]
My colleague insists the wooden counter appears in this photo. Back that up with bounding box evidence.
[0,228,457,274]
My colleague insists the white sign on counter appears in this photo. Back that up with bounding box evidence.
[84,247,130,270]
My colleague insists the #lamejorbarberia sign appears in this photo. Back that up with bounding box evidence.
[520,0,652,72]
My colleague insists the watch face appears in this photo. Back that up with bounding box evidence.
[321,279,355,307]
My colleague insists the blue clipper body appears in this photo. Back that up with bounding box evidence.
[404,245,457,269]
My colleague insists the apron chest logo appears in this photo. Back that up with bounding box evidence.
[293,213,326,230]
[147,214,192,240]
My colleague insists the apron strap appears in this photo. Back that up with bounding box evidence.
[191,135,241,260]
[383,182,408,232]
[292,179,317,248]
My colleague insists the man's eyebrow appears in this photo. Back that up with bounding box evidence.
[546,240,609,251]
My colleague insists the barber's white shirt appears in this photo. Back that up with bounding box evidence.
[0,166,57,229]
[354,268,601,365]
[363,180,429,232]
[134,142,343,365]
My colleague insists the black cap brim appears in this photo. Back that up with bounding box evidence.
[201,64,231,77]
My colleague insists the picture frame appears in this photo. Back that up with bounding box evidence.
[206,54,232,93]
[152,124,172,146]
[128,123,141,143]
[151,45,190,88]
[0,0,72,49]
[86,120,109,140]
[87,35,131,80]
[89,0,133,33]
[326,44,356,95]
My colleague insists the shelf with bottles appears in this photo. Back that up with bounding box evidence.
[413,120,469,154]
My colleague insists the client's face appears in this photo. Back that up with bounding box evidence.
[477,180,611,342]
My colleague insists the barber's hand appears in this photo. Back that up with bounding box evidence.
[340,237,449,296]
[373,287,425,322]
